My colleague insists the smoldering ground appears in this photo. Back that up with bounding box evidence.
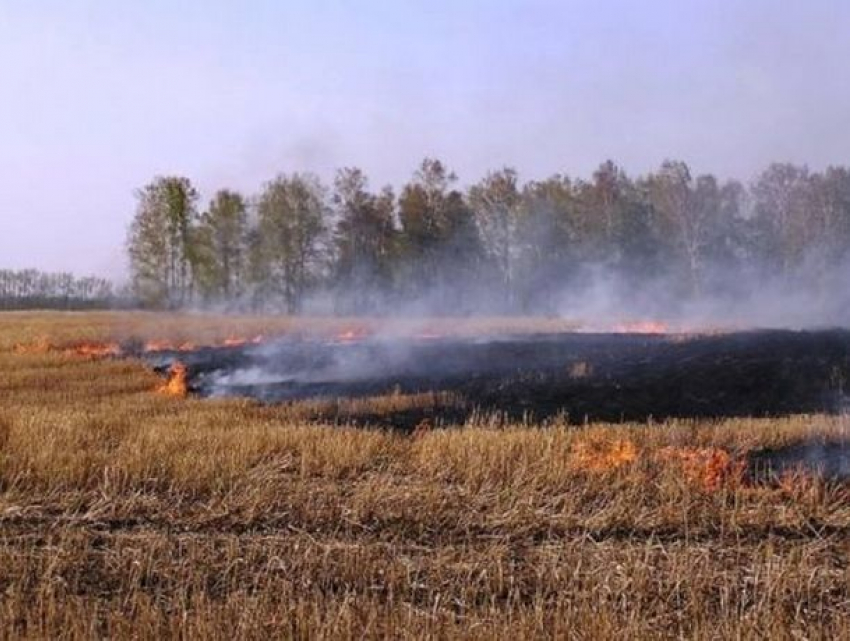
[147,327,850,427]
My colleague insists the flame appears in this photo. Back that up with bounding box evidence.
[14,339,120,358]
[157,361,189,397]
[144,339,182,352]
[572,437,638,472]
[13,338,53,354]
[144,336,265,352]
[62,342,121,358]
[15,334,269,356]
[655,446,744,491]
[570,440,745,488]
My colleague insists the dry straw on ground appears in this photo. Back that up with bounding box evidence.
[1,312,849,639]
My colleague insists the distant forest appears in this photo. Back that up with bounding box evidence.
[125,158,850,318]
[6,158,850,317]
[0,269,115,310]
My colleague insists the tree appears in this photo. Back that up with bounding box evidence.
[115,158,850,316]
[468,167,522,307]
[808,166,850,266]
[0,269,115,310]
[192,189,249,303]
[253,173,328,312]
[332,168,397,312]
[397,158,481,304]
[751,164,812,274]
[643,161,711,296]
[517,175,576,307]
[127,176,198,308]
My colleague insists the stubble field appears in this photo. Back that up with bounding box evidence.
[1,312,849,639]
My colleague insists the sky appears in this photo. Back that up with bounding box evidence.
[1,0,849,277]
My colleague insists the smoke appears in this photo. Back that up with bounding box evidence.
[268,248,850,332]
[750,440,850,481]
[547,256,850,331]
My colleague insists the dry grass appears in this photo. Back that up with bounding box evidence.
[0,310,582,352]
[1,312,849,639]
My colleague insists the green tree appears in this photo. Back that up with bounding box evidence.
[253,173,328,312]
[396,158,484,309]
[192,189,249,303]
[127,176,198,308]
[332,168,397,312]
[398,159,460,292]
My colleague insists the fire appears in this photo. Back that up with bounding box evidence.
[143,335,265,352]
[62,342,121,358]
[13,338,53,355]
[157,361,189,397]
[13,339,120,358]
[143,339,198,352]
[612,320,669,334]
[15,334,269,357]
[572,437,638,472]
[655,446,744,491]
[570,439,745,488]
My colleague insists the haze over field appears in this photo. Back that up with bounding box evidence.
[2,1,850,277]
[6,5,850,636]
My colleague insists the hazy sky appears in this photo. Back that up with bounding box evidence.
[2,0,849,277]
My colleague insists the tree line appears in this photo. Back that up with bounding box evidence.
[0,269,115,310]
[126,159,850,315]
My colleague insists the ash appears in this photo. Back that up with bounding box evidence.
[145,329,850,427]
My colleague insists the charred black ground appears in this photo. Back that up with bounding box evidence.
[144,328,850,429]
[748,440,850,481]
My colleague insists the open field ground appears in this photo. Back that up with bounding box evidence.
[2,312,850,639]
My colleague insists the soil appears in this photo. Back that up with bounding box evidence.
[144,329,850,428]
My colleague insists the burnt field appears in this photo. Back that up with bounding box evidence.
[147,328,850,427]
[5,313,850,638]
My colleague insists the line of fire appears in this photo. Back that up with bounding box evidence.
[19,322,850,486]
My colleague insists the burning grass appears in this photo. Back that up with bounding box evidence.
[1,312,850,638]
[157,361,189,397]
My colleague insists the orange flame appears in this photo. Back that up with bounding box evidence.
[572,438,638,472]
[13,338,121,358]
[655,446,743,491]
[144,336,266,353]
[13,338,53,355]
[144,340,199,352]
[157,361,189,397]
[144,339,177,352]
[221,335,265,347]
[62,342,122,358]
[15,334,269,358]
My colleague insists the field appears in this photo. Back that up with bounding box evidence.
[2,312,850,639]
